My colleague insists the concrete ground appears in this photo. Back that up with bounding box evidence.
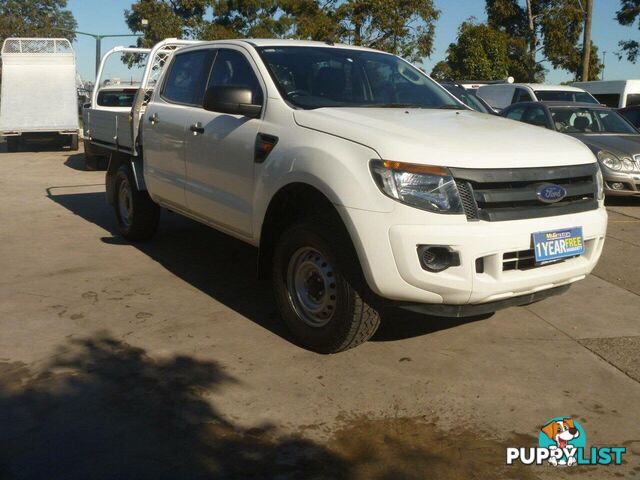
[0,143,639,479]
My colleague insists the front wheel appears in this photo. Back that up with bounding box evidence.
[113,165,160,241]
[272,221,381,353]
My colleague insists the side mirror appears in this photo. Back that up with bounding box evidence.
[83,102,91,109]
[203,86,262,118]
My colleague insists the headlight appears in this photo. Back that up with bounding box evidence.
[370,160,463,214]
[622,157,636,172]
[595,167,604,201]
[597,150,622,171]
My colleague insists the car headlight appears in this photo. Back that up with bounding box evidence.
[622,157,636,172]
[370,160,463,214]
[597,150,622,171]
[595,167,604,201]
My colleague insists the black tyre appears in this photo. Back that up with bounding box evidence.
[113,164,160,241]
[273,221,381,353]
[69,133,79,151]
[6,137,19,153]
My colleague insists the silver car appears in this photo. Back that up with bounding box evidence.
[501,101,640,197]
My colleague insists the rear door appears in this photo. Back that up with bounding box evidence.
[143,48,213,209]
[183,47,265,237]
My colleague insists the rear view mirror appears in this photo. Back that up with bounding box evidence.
[203,86,262,118]
[83,102,91,109]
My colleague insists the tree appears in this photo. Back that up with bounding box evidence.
[336,0,440,61]
[125,0,440,63]
[580,0,592,80]
[0,0,76,45]
[486,0,601,81]
[616,0,640,62]
[440,21,510,81]
[430,60,453,81]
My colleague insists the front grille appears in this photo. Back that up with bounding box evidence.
[502,248,578,271]
[450,164,599,222]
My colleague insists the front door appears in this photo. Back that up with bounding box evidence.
[184,48,265,237]
[143,48,212,209]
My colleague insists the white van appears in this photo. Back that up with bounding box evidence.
[476,83,598,111]
[571,80,640,108]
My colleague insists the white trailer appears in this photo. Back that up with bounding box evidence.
[82,39,199,169]
[1,38,79,152]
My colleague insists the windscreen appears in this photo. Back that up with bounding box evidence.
[549,107,638,134]
[257,46,460,110]
[534,90,598,103]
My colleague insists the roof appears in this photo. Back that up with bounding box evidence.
[505,101,611,109]
[196,38,382,53]
[516,83,585,92]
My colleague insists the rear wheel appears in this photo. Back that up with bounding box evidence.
[273,221,381,353]
[113,164,160,241]
[6,137,19,153]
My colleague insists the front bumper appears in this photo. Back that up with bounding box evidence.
[602,170,640,196]
[340,203,607,307]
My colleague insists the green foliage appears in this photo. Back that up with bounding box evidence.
[125,0,439,62]
[430,60,453,81]
[616,0,640,62]
[0,0,77,45]
[336,0,440,61]
[442,21,510,81]
[486,0,601,81]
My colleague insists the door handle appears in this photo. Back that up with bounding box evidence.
[148,112,159,124]
[189,122,204,135]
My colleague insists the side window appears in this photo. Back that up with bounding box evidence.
[626,93,640,107]
[207,49,263,105]
[594,93,620,107]
[505,105,526,121]
[512,88,533,104]
[162,49,211,105]
[523,106,549,128]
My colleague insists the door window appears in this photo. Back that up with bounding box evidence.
[522,106,549,128]
[512,88,533,104]
[207,49,263,105]
[162,49,212,106]
[505,105,527,121]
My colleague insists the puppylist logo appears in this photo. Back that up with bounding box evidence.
[506,417,626,467]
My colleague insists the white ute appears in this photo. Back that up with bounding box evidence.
[104,39,608,353]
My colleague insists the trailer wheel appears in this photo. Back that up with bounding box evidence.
[69,134,79,151]
[6,137,19,153]
[113,164,160,241]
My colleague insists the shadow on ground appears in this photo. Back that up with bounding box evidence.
[0,334,542,480]
[46,188,484,347]
[64,153,89,171]
[0,334,348,479]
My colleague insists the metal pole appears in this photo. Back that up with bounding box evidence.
[602,51,607,80]
[95,36,102,78]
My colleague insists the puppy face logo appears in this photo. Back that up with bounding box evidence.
[539,417,585,466]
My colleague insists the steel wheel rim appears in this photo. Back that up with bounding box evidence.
[286,247,337,328]
[118,179,133,229]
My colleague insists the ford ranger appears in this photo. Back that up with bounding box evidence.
[104,39,607,353]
